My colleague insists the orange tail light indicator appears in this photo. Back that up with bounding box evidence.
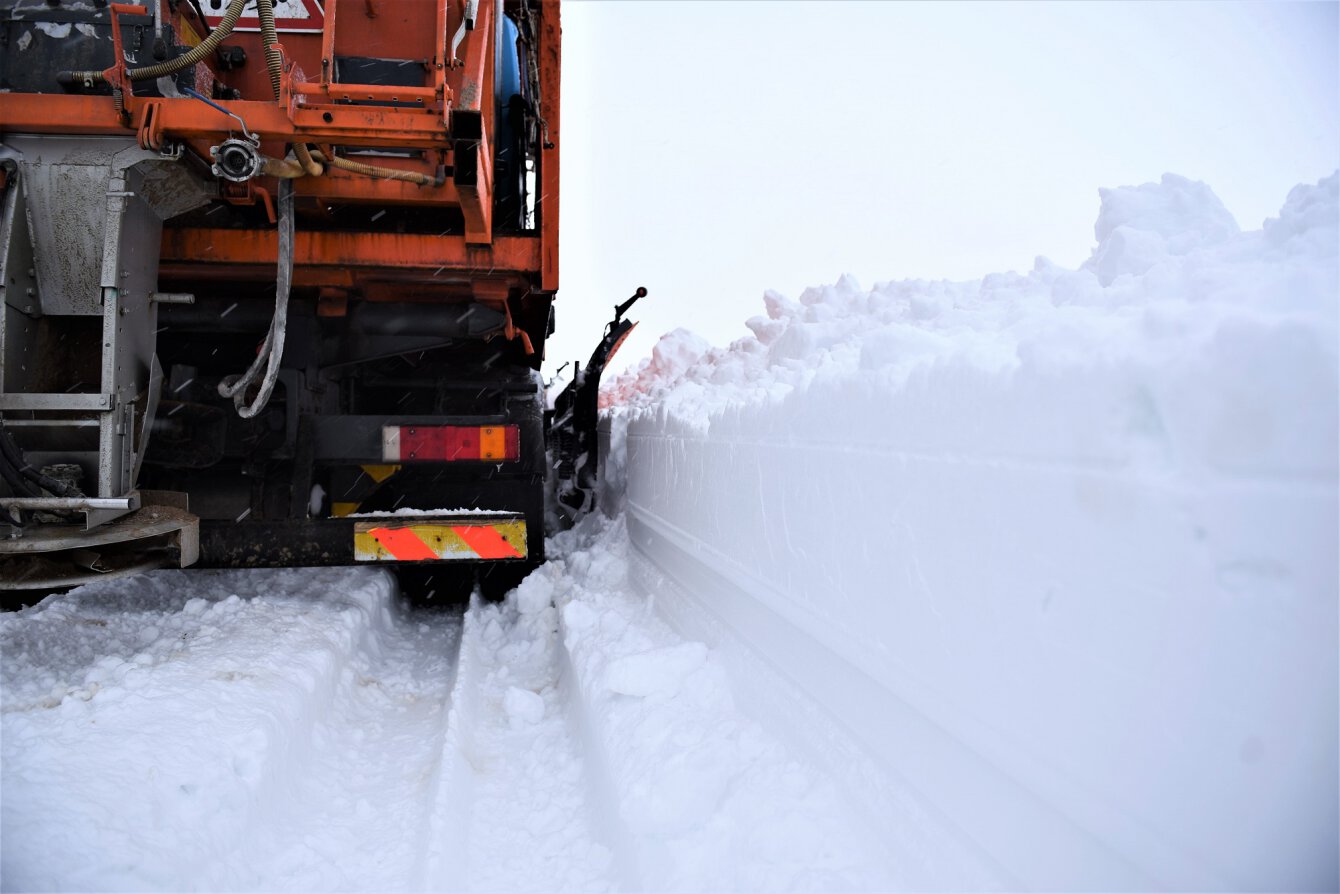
[382,425,520,462]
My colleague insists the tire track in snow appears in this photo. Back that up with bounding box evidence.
[243,602,463,890]
[419,593,619,893]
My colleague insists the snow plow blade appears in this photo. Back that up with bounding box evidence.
[549,287,646,527]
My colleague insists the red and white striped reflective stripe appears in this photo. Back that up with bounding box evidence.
[448,525,521,559]
[366,527,439,561]
[354,519,527,562]
[382,425,520,462]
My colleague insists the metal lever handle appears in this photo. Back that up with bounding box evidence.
[181,86,260,145]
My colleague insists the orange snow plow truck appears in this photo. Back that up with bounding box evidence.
[0,0,639,590]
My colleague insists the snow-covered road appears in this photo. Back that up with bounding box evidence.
[1,522,900,892]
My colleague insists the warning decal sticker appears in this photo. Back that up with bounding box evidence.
[204,0,325,34]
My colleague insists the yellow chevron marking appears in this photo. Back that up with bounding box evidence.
[360,464,401,484]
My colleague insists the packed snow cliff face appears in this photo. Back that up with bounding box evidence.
[602,172,1338,891]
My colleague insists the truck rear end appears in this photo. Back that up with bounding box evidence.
[0,0,594,591]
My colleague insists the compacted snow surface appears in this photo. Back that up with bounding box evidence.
[1,535,893,892]
[3,172,1337,892]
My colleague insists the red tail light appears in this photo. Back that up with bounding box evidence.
[383,425,520,462]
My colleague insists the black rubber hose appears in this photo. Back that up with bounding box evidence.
[0,421,40,498]
[183,0,215,39]
[18,463,80,499]
[0,418,82,499]
[0,453,37,498]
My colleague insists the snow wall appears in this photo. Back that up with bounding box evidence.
[599,173,1339,891]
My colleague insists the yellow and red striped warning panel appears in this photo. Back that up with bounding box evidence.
[353,517,527,562]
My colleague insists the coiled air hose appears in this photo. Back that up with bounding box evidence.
[59,0,324,178]
[216,178,295,418]
[60,0,249,87]
[249,0,324,175]
[62,0,441,187]
[256,0,283,99]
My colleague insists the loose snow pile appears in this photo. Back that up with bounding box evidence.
[601,172,1339,890]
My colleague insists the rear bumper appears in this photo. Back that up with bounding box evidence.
[198,515,534,567]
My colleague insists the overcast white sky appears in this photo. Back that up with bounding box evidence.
[549,0,1339,377]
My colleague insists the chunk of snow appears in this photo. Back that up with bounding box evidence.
[502,686,544,726]
[1086,173,1240,286]
[603,641,708,698]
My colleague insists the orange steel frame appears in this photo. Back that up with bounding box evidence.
[0,0,560,338]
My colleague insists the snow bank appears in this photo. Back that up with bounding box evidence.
[602,173,1339,890]
[0,567,439,890]
[521,518,911,891]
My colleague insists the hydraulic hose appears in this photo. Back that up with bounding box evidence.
[262,156,307,179]
[310,150,436,186]
[0,427,39,500]
[293,143,324,177]
[256,0,284,100]
[65,0,417,187]
[217,178,295,418]
[0,419,78,498]
[60,0,249,86]
[248,0,323,176]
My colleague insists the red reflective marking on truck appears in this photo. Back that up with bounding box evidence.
[452,525,522,559]
[398,425,520,461]
[368,527,438,561]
